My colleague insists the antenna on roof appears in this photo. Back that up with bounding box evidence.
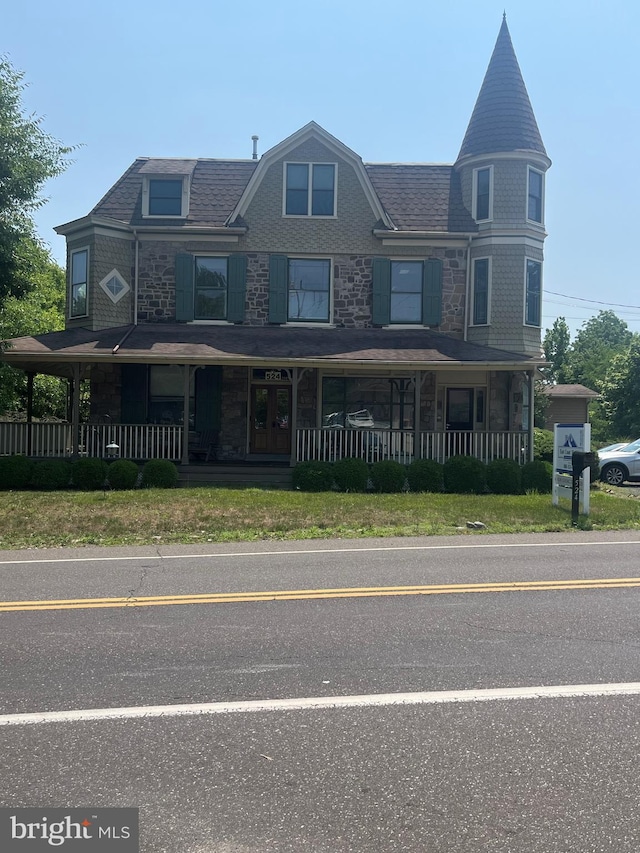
[251,135,259,160]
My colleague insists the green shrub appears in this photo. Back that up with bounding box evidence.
[521,459,553,493]
[406,459,444,493]
[370,460,406,493]
[30,459,72,491]
[333,457,369,492]
[72,457,108,490]
[292,461,334,492]
[443,455,487,494]
[141,459,179,489]
[107,459,140,490]
[486,458,522,494]
[534,428,554,462]
[0,455,34,490]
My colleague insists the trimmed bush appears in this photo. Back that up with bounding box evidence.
[0,455,34,490]
[406,459,444,493]
[333,457,369,493]
[521,459,553,493]
[486,458,522,495]
[534,428,554,463]
[141,459,179,489]
[30,459,72,491]
[107,459,140,490]
[370,460,406,493]
[292,461,334,492]
[72,457,108,491]
[443,455,487,494]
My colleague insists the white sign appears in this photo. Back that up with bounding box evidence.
[552,422,591,513]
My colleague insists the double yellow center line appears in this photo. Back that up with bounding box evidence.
[2,576,640,612]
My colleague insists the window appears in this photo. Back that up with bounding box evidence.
[322,376,414,431]
[285,163,336,216]
[195,257,228,320]
[391,261,423,323]
[142,176,188,218]
[525,259,542,326]
[527,168,543,223]
[70,248,88,318]
[148,365,194,426]
[288,259,331,322]
[99,269,129,304]
[473,167,492,221]
[472,258,489,325]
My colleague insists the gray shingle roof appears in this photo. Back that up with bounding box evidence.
[458,18,547,159]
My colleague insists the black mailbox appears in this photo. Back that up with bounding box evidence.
[572,451,597,476]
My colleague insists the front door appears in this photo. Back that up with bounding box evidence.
[250,386,291,454]
[446,388,474,431]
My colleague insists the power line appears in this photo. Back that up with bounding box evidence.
[544,290,640,310]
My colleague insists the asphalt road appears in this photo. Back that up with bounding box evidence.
[1,531,640,851]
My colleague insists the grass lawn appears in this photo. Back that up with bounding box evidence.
[1,486,639,549]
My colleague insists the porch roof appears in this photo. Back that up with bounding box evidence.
[2,324,545,377]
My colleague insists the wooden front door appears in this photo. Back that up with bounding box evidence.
[250,386,291,454]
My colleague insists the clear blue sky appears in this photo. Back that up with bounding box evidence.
[4,0,640,339]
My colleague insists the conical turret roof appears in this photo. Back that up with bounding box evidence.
[458,17,547,160]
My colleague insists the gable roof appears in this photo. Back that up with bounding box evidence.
[458,17,547,161]
[542,384,600,399]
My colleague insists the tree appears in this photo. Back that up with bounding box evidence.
[543,317,571,383]
[564,311,632,392]
[0,234,67,417]
[0,56,72,300]
[600,335,640,438]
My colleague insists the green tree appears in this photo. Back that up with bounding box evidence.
[0,56,72,300]
[565,311,632,392]
[543,317,571,383]
[600,335,640,438]
[0,234,67,417]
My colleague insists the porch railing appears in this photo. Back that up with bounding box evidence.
[0,422,183,461]
[296,429,528,465]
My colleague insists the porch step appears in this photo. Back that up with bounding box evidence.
[178,463,293,489]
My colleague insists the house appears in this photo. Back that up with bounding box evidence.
[1,16,549,472]
[542,385,600,431]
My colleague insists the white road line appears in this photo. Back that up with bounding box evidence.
[0,539,639,566]
[2,683,640,726]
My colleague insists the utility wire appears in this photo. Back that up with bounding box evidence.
[544,290,640,310]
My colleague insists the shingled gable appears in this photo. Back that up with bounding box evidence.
[457,16,549,162]
[226,121,393,229]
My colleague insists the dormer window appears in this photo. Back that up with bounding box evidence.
[473,166,493,222]
[142,176,189,218]
[284,163,336,217]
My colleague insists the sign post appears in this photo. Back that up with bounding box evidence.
[552,423,591,515]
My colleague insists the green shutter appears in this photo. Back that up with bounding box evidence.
[175,253,194,322]
[121,364,147,424]
[195,366,222,432]
[372,257,391,326]
[423,259,443,326]
[269,254,288,324]
[227,254,247,323]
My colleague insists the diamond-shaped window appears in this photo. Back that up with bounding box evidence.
[99,269,130,304]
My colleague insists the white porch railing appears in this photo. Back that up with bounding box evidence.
[0,422,183,461]
[296,429,529,465]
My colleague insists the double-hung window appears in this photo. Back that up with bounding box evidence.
[472,258,490,325]
[142,176,189,218]
[527,168,543,223]
[288,259,331,322]
[70,248,88,318]
[525,259,542,326]
[390,261,423,323]
[195,257,228,320]
[372,257,443,327]
[285,163,336,216]
[473,167,492,221]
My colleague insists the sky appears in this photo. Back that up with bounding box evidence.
[3,0,640,340]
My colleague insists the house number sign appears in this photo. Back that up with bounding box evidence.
[265,370,282,381]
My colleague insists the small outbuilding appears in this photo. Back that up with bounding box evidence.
[542,384,600,430]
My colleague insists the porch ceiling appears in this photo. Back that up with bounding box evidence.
[2,323,545,376]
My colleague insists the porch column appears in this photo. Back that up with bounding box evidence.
[290,367,299,467]
[528,369,535,462]
[26,372,34,457]
[71,363,81,458]
[414,371,421,461]
[182,365,191,465]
